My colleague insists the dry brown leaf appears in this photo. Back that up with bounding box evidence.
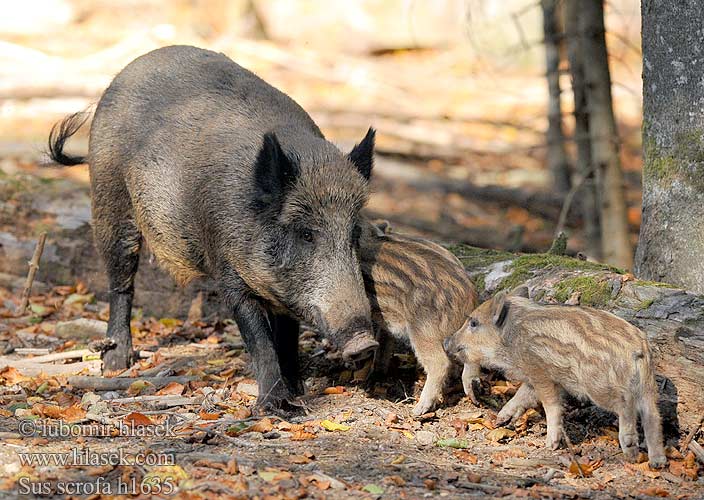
[123,412,154,426]
[513,408,540,433]
[638,487,669,497]
[454,450,478,464]
[486,427,516,443]
[291,430,316,441]
[198,410,222,421]
[491,447,526,463]
[323,386,346,395]
[193,459,227,471]
[0,367,30,384]
[156,382,184,396]
[568,458,603,477]
[248,417,274,433]
[625,461,661,479]
[450,418,467,436]
[384,475,405,486]
[289,454,312,464]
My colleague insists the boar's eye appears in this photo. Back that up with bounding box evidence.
[300,229,314,243]
[469,319,479,329]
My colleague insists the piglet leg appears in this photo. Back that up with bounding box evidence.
[533,380,563,450]
[496,383,539,425]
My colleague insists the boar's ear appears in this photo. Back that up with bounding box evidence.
[348,127,375,180]
[491,291,510,328]
[511,285,530,298]
[255,132,300,203]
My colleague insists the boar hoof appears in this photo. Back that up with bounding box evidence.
[463,377,483,405]
[102,347,135,372]
[648,455,667,469]
[546,432,562,450]
[341,333,379,363]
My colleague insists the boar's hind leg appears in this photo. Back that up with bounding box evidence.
[532,380,564,450]
[617,397,640,462]
[410,332,451,417]
[639,392,667,468]
[271,314,303,395]
[93,191,142,372]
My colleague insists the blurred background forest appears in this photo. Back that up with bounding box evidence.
[0,0,644,313]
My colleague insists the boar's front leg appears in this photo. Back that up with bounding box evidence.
[617,397,640,463]
[224,290,295,412]
[461,362,482,405]
[271,314,303,395]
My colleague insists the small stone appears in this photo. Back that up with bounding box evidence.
[263,431,280,439]
[415,430,437,446]
[55,318,107,340]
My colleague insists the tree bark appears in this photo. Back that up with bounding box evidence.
[449,244,704,430]
[635,0,704,293]
[541,0,571,194]
[580,0,632,269]
[564,0,601,260]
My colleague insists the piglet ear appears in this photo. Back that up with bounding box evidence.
[254,132,299,206]
[348,127,375,180]
[511,285,530,298]
[491,291,510,328]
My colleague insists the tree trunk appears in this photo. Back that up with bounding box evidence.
[580,0,632,269]
[564,0,601,260]
[541,0,571,194]
[635,0,704,293]
[449,244,704,431]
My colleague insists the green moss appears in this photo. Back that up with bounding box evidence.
[497,253,623,291]
[635,280,677,289]
[636,299,655,310]
[643,131,704,189]
[553,276,612,307]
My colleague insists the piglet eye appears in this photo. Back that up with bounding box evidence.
[301,229,314,243]
[469,319,479,329]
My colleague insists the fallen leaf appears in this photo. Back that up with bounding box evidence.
[436,438,470,449]
[123,412,154,426]
[323,386,346,395]
[362,484,384,495]
[127,380,154,396]
[625,461,661,479]
[390,455,406,465]
[291,430,316,441]
[248,418,274,433]
[0,367,30,384]
[513,408,540,433]
[384,475,405,486]
[384,412,399,425]
[158,317,182,328]
[288,454,313,464]
[568,458,603,477]
[198,410,221,421]
[454,450,478,464]
[156,382,184,396]
[490,447,526,463]
[638,487,669,497]
[486,428,517,443]
[321,420,350,432]
[258,469,292,483]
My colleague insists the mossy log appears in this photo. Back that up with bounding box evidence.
[448,244,704,430]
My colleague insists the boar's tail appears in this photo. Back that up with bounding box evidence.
[47,111,90,166]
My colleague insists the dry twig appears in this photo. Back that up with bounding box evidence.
[18,232,47,315]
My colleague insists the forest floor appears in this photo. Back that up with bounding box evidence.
[0,283,702,499]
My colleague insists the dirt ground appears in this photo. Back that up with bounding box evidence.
[0,284,702,499]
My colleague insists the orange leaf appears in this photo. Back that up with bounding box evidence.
[0,367,30,384]
[638,487,669,497]
[248,418,274,433]
[61,405,87,423]
[454,450,478,464]
[323,386,345,395]
[124,412,154,426]
[624,461,661,479]
[198,410,221,421]
[291,430,316,441]
[156,382,184,396]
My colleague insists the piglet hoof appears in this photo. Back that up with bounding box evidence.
[648,455,668,469]
[341,332,379,364]
[546,431,562,450]
[463,378,484,405]
[412,399,435,418]
[622,447,639,463]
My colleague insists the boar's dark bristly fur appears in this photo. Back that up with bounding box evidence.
[48,45,378,411]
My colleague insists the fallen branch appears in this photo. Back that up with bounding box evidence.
[689,440,704,464]
[25,348,95,364]
[68,375,197,391]
[107,395,202,407]
[680,415,703,454]
[18,232,47,315]
[0,360,101,376]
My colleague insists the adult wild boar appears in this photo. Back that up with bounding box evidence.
[48,45,378,411]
